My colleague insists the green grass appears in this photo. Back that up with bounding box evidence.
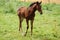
[0,11,60,40]
[0,0,60,40]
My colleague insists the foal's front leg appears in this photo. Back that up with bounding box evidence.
[30,20,34,36]
[24,19,29,36]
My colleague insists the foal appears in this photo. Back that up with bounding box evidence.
[17,1,43,36]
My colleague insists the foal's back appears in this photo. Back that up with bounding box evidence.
[18,7,28,18]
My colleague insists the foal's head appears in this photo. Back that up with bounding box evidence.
[30,1,43,14]
[35,1,43,14]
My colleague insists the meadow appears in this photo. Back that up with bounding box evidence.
[0,0,60,40]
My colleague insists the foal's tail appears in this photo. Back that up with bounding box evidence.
[17,7,21,16]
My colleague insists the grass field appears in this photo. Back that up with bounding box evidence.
[0,0,60,40]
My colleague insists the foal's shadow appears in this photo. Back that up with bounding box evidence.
[22,33,42,40]
[29,34,52,40]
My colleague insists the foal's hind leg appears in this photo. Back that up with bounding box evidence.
[18,16,23,32]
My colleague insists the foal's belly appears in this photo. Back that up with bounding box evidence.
[26,14,35,20]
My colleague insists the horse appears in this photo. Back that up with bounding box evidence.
[17,1,43,36]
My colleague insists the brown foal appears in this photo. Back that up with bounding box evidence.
[17,1,43,36]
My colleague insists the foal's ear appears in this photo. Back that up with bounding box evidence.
[39,1,42,4]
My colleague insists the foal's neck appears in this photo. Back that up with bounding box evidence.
[29,5,37,13]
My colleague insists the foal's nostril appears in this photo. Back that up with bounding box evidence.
[40,12,43,15]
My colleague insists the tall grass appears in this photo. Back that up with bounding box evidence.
[0,0,60,14]
[0,0,30,14]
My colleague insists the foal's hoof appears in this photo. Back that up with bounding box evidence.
[19,29,20,31]
[22,33,26,36]
[24,33,27,36]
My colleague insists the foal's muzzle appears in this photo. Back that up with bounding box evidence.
[40,12,43,15]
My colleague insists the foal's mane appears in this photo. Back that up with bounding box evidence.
[29,1,39,7]
[29,3,36,7]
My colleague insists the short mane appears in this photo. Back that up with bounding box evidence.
[29,2,36,7]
